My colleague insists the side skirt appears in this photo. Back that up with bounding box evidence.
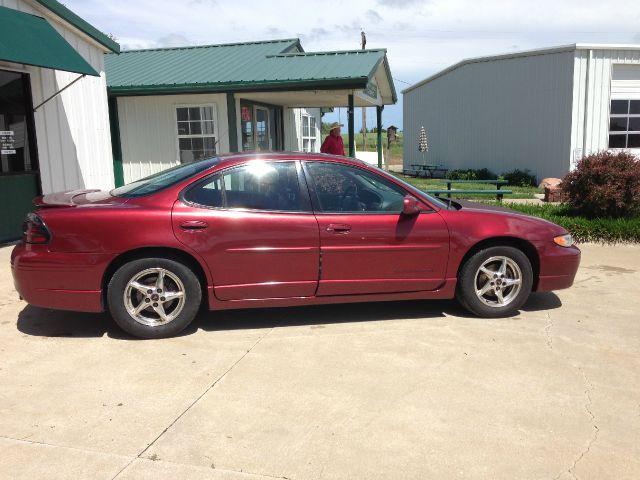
[207,278,457,311]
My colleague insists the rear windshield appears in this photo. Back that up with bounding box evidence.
[111,157,220,198]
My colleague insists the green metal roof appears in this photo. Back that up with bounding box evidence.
[34,0,120,53]
[105,39,396,102]
[0,6,99,76]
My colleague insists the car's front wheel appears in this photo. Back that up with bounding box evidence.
[456,246,533,317]
[107,257,202,339]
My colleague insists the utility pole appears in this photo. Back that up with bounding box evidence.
[361,30,367,152]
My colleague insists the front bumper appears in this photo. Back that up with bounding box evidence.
[11,243,112,313]
[535,243,581,292]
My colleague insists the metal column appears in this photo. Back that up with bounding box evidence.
[348,94,355,158]
[376,105,383,168]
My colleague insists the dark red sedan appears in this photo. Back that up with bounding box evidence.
[11,153,580,338]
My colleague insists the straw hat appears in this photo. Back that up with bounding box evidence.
[328,122,344,131]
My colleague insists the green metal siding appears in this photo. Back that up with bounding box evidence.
[0,174,38,243]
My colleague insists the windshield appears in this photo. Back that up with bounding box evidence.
[111,157,220,197]
[370,166,450,209]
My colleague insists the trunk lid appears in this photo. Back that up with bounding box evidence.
[34,189,126,208]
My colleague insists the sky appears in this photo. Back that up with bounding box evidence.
[68,0,640,130]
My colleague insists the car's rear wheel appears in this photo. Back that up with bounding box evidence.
[107,257,202,339]
[456,246,533,317]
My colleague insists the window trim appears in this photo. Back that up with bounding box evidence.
[608,99,640,150]
[180,160,313,214]
[300,113,318,153]
[174,103,219,163]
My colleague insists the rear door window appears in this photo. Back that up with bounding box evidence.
[184,161,306,212]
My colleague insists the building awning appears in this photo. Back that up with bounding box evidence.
[0,6,99,76]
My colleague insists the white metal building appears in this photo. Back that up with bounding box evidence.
[0,0,118,241]
[403,44,640,180]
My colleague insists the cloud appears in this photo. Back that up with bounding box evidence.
[366,9,383,23]
[156,33,191,48]
[299,27,332,43]
[266,26,286,36]
[376,0,429,7]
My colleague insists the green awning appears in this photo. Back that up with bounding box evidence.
[0,6,99,76]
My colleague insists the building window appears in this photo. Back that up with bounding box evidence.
[176,105,217,163]
[608,100,640,149]
[301,114,317,152]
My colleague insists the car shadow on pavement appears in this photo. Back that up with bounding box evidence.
[15,292,562,340]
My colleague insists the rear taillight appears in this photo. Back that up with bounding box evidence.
[23,213,50,244]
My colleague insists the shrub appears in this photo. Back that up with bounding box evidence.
[446,168,497,180]
[562,151,640,218]
[501,169,537,187]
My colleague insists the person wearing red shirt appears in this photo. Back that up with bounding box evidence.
[320,122,345,156]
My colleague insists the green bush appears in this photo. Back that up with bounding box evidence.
[501,169,537,187]
[501,202,640,244]
[562,150,640,218]
[446,168,497,180]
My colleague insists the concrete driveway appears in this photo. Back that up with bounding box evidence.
[0,244,639,480]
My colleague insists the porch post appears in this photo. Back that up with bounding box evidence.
[376,105,383,168]
[226,93,238,152]
[348,94,355,157]
[108,96,125,187]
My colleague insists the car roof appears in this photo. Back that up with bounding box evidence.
[212,151,368,169]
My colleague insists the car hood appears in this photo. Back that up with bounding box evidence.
[34,189,127,208]
[447,199,567,235]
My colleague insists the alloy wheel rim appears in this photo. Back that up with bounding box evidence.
[474,256,522,308]
[124,268,186,326]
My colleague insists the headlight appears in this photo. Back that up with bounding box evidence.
[553,234,574,247]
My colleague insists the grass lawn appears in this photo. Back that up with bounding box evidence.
[393,174,543,199]
[338,132,404,164]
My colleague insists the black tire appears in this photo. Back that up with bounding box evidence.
[107,257,202,339]
[456,246,533,318]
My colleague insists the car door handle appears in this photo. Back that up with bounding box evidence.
[180,220,208,231]
[326,223,351,234]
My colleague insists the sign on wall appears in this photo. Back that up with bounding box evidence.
[0,130,16,154]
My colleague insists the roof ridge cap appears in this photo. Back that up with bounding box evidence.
[266,48,386,58]
[115,38,300,54]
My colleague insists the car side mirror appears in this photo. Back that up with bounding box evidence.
[402,195,421,216]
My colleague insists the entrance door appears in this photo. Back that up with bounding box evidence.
[0,69,39,243]
[240,101,282,152]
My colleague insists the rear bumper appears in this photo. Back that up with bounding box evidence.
[11,243,110,313]
[535,243,581,292]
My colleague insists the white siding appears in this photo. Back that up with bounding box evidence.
[117,94,229,183]
[403,50,576,180]
[283,107,321,152]
[0,0,114,193]
[570,49,640,163]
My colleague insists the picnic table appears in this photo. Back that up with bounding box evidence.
[403,164,449,178]
[425,179,512,201]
